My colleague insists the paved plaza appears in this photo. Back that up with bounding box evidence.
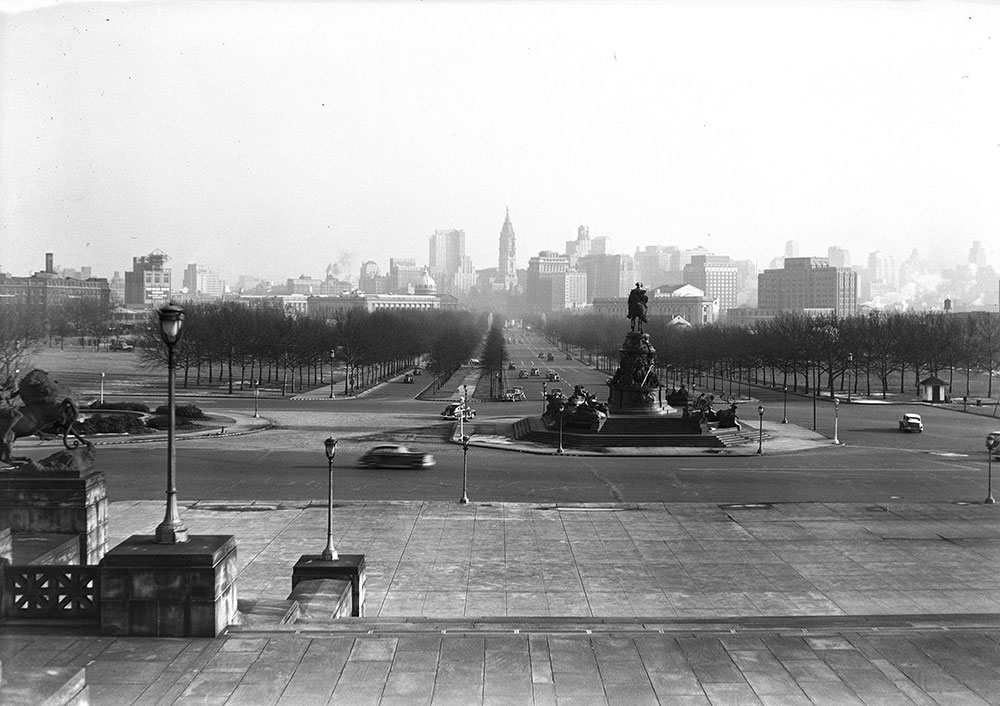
[5,497,1000,705]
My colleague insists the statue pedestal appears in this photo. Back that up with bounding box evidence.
[0,448,107,564]
[606,332,660,415]
[100,534,238,637]
[293,554,366,617]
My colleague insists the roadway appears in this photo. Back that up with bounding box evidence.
[16,329,1000,506]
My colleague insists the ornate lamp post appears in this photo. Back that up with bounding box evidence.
[155,303,188,545]
[460,435,470,504]
[557,403,565,454]
[756,404,764,455]
[100,371,105,405]
[542,381,548,413]
[253,379,260,418]
[781,385,788,424]
[322,437,339,560]
[986,434,999,505]
[832,397,841,445]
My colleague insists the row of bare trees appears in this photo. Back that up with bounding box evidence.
[542,310,1000,400]
[134,303,486,394]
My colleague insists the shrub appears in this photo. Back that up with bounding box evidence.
[79,414,146,435]
[146,415,199,430]
[153,404,206,419]
[87,401,150,413]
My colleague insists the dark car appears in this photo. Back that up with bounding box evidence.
[357,444,435,469]
[441,403,476,420]
[402,374,414,383]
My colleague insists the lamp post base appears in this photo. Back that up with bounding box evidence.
[293,554,366,617]
[101,534,237,637]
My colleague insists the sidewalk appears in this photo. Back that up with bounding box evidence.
[4,499,1000,705]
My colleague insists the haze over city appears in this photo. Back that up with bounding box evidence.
[2,0,999,288]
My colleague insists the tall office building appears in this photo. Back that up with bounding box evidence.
[430,229,465,276]
[683,255,739,316]
[565,225,591,267]
[525,251,569,313]
[183,263,224,297]
[827,246,851,270]
[498,209,517,289]
[634,245,680,289]
[551,270,588,310]
[758,257,858,315]
[577,253,635,301]
[124,250,172,307]
[389,258,425,294]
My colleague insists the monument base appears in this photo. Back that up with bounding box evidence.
[0,447,107,564]
[100,534,237,637]
[293,554,366,617]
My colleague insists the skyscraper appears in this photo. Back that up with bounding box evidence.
[498,209,517,289]
[683,255,739,316]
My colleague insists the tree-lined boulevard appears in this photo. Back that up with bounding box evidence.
[15,330,1000,506]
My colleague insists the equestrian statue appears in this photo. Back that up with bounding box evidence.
[0,369,91,466]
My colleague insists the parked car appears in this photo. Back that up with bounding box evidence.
[502,387,527,402]
[508,362,516,370]
[402,374,414,383]
[110,341,134,352]
[518,370,529,379]
[898,413,923,432]
[441,403,476,420]
[357,445,435,469]
[412,368,422,376]
[546,371,560,381]
[530,368,540,376]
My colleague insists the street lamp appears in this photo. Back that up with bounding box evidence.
[329,350,336,399]
[986,434,999,505]
[557,403,565,454]
[100,372,105,405]
[756,404,764,455]
[542,381,548,414]
[460,435,470,504]
[847,353,853,403]
[252,379,260,418]
[322,437,339,560]
[155,303,188,545]
[781,385,788,424]
[832,397,840,445]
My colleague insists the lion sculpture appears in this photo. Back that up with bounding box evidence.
[0,369,91,466]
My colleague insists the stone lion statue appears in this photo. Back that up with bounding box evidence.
[0,369,91,466]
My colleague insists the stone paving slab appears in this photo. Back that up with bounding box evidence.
[6,498,1000,704]
[5,620,1000,705]
[105,500,1000,622]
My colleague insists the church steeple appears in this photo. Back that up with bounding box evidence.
[498,208,517,289]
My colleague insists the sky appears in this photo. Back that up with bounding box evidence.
[1,0,999,285]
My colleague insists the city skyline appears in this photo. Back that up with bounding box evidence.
[2,1,999,283]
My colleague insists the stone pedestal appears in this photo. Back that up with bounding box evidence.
[606,332,661,415]
[100,534,237,637]
[293,554,366,617]
[0,451,107,564]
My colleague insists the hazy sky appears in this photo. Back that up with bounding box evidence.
[2,0,999,284]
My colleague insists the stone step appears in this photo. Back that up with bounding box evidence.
[0,663,87,706]
[11,533,80,565]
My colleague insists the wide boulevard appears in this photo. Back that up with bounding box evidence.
[22,330,1000,506]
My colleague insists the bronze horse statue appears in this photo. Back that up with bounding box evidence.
[0,369,91,466]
